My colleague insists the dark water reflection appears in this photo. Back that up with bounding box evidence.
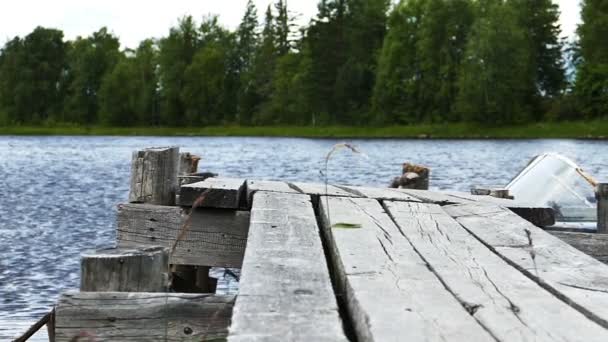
[0,136,606,330]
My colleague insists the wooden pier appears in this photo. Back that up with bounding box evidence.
[21,147,608,341]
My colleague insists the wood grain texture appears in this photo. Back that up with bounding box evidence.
[55,291,234,342]
[129,147,180,205]
[178,178,246,208]
[386,201,608,341]
[336,185,422,202]
[117,203,249,267]
[80,246,169,292]
[289,181,356,197]
[445,202,608,330]
[319,196,493,342]
[444,191,555,227]
[228,192,347,342]
[549,231,608,264]
[245,179,299,205]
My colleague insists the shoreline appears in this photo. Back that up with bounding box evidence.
[0,122,607,139]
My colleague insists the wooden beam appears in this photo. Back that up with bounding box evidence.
[129,147,179,205]
[178,177,246,208]
[228,192,348,341]
[386,200,608,341]
[318,196,493,341]
[80,247,168,292]
[597,183,608,234]
[445,202,608,329]
[117,203,249,267]
[55,292,234,342]
[548,231,608,264]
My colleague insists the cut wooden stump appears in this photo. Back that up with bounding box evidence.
[597,183,608,234]
[228,192,347,341]
[178,178,246,208]
[129,147,180,205]
[319,196,493,342]
[178,152,200,176]
[445,202,608,329]
[55,292,234,342]
[385,200,608,341]
[549,231,608,264]
[80,246,169,292]
[117,203,249,267]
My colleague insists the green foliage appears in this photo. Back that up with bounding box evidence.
[0,0,604,128]
[575,0,608,119]
[456,0,534,124]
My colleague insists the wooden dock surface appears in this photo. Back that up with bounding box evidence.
[44,175,608,341]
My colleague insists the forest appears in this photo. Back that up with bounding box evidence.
[0,0,606,128]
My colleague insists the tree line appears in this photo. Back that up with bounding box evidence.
[0,0,606,127]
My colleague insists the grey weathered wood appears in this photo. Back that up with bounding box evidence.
[385,200,608,341]
[337,185,422,202]
[178,178,246,208]
[445,202,608,329]
[80,247,169,292]
[229,192,347,342]
[55,291,234,342]
[117,203,249,267]
[445,190,555,227]
[597,183,608,234]
[549,231,608,264]
[178,152,200,176]
[290,181,356,197]
[318,196,493,342]
[245,179,299,205]
[129,147,180,205]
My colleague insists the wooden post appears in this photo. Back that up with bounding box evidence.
[80,247,169,292]
[390,163,430,190]
[597,183,608,234]
[178,152,201,176]
[129,146,179,205]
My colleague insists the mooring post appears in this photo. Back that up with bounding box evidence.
[390,163,430,190]
[80,247,169,292]
[129,146,180,205]
[597,183,608,234]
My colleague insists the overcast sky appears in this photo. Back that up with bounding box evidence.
[0,0,582,49]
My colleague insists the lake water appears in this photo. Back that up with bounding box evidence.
[1,136,607,339]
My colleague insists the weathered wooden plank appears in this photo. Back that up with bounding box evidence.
[129,147,180,205]
[80,247,169,292]
[445,202,608,329]
[318,196,493,342]
[178,177,246,208]
[336,185,422,202]
[442,191,556,227]
[597,183,608,234]
[289,181,356,197]
[117,203,249,267]
[229,192,347,342]
[55,292,234,342]
[397,188,468,205]
[549,231,608,264]
[385,200,608,341]
[245,179,299,205]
